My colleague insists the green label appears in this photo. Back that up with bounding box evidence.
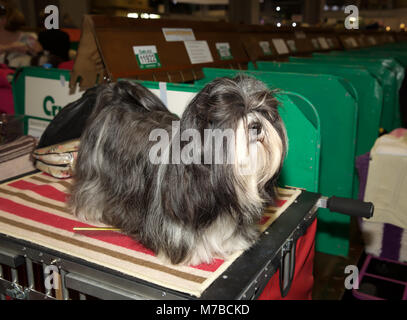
[259,41,272,56]
[216,42,233,60]
[133,45,162,69]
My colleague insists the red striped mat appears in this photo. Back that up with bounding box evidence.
[0,172,301,297]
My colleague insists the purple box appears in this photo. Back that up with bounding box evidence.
[353,255,407,300]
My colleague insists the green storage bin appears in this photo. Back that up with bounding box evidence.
[295,55,403,131]
[251,61,383,157]
[252,60,384,200]
[329,47,407,67]
[12,67,83,138]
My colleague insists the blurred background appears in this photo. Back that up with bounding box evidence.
[4,0,407,32]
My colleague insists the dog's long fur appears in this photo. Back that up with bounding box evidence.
[69,76,287,265]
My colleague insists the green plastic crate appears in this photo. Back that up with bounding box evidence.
[251,61,384,200]
[12,67,83,137]
[294,55,403,131]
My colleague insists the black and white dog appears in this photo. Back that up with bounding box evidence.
[70,75,287,265]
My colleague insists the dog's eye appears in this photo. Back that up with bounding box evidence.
[248,122,264,142]
[248,122,262,133]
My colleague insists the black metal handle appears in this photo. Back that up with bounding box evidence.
[327,196,374,219]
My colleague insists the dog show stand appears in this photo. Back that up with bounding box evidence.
[0,170,372,300]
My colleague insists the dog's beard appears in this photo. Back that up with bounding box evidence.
[70,78,287,266]
[233,112,286,209]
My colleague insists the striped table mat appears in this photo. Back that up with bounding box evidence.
[0,172,301,298]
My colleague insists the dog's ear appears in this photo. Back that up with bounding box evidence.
[159,163,242,229]
[91,81,168,118]
[160,165,216,228]
[263,178,279,206]
[113,81,168,113]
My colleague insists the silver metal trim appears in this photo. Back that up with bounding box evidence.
[26,258,35,289]
[42,263,52,297]
[317,196,328,209]
[60,269,70,300]
[0,237,189,300]
[11,268,18,284]
[65,272,148,300]
[0,264,5,300]
[0,243,25,268]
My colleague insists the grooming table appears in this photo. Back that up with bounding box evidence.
[0,171,371,300]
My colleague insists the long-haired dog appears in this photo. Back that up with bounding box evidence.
[69,75,287,265]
